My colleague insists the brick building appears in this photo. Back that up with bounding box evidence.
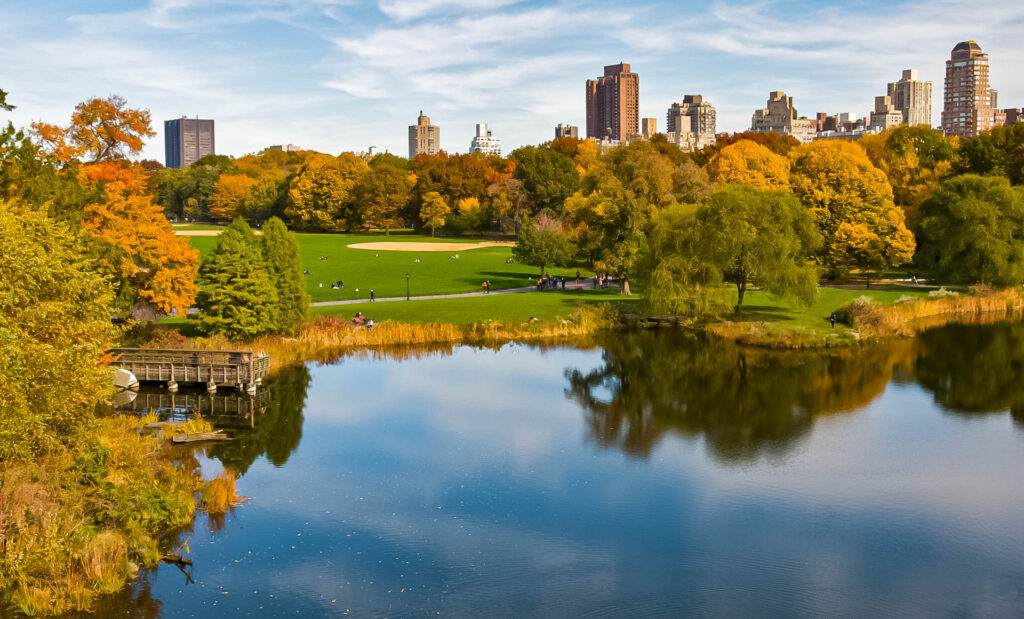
[585,63,639,141]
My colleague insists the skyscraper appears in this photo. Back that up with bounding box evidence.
[585,63,639,141]
[887,69,932,127]
[942,41,1003,137]
[408,110,440,158]
[164,117,215,169]
[469,123,501,156]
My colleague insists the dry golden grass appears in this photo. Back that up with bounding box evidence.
[201,471,246,514]
[848,287,1024,338]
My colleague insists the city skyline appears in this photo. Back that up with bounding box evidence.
[2,0,1023,160]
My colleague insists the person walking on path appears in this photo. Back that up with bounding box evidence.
[370,289,375,302]
[576,270,581,288]
[830,312,836,329]
[482,280,489,294]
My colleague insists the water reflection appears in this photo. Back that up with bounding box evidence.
[913,321,1024,417]
[207,365,311,474]
[565,330,913,462]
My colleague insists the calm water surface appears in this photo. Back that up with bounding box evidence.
[102,322,1024,617]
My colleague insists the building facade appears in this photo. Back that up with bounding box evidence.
[268,144,302,152]
[585,63,639,141]
[869,96,906,131]
[555,123,579,139]
[888,69,932,127]
[942,41,1003,138]
[164,118,214,169]
[665,95,717,151]
[1005,108,1023,125]
[641,118,657,138]
[751,91,816,143]
[409,110,440,158]
[469,123,502,156]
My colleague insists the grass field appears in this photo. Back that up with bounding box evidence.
[734,287,931,336]
[187,232,591,303]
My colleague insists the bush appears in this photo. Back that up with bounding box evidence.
[928,287,959,299]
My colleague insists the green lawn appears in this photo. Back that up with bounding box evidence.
[172,223,225,231]
[737,286,931,335]
[187,232,593,303]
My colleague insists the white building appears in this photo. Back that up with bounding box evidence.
[469,123,502,156]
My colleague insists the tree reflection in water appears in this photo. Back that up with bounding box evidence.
[913,321,1024,418]
[207,364,312,475]
[565,330,914,462]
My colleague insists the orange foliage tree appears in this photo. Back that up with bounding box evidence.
[32,95,155,164]
[80,161,199,316]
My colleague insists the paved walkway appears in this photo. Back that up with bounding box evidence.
[310,283,593,307]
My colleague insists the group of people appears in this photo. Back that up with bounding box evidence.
[536,275,568,291]
[351,312,375,329]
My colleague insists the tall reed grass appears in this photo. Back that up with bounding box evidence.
[844,287,1024,338]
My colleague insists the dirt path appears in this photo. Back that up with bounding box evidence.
[174,229,262,236]
[309,282,595,306]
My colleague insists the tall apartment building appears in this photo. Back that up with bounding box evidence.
[869,96,906,130]
[942,41,1003,137]
[408,110,440,158]
[1005,108,1023,125]
[641,118,658,138]
[555,123,579,139]
[751,91,816,143]
[164,117,214,169]
[887,69,932,126]
[469,123,502,156]
[666,95,717,151]
[585,63,639,141]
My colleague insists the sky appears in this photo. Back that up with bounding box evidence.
[1,0,1023,162]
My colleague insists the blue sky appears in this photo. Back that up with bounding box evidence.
[1,0,1022,162]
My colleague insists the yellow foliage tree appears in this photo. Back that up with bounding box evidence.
[706,139,790,190]
[286,153,369,231]
[789,140,915,278]
[209,174,257,220]
[420,191,450,237]
[31,95,155,163]
[80,161,199,316]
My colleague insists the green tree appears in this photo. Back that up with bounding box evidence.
[650,185,819,313]
[789,140,915,278]
[512,214,575,275]
[261,217,309,333]
[0,202,115,461]
[419,191,450,237]
[195,218,279,339]
[509,145,579,213]
[954,123,1024,185]
[915,174,1024,286]
[0,88,14,111]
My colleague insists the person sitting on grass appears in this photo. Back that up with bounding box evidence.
[351,312,365,326]
[366,318,375,329]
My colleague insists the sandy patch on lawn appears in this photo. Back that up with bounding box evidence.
[347,241,513,252]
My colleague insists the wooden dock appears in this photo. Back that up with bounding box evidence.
[114,389,271,418]
[107,348,271,392]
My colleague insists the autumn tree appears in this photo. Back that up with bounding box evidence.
[512,215,575,275]
[286,153,368,231]
[604,141,676,207]
[352,161,411,234]
[0,202,115,461]
[262,217,309,333]
[673,159,715,203]
[860,125,955,226]
[706,139,791,190]
[80,161,199,316]
[195,218,279,339]
[916,175,1024,286]
[789,140,915,279]
[32,95,155,163]
[209,173,257,220]
[419,191,450,237]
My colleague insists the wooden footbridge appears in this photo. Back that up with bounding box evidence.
[107,348,271,393]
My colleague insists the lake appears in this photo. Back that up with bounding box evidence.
[100,321,1024,617]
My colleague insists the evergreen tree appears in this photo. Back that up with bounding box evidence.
[195,218,279,339]
[261,216,309,333]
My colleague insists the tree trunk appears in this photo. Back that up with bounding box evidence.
[385,226,390,236]
[736,281,746,313]
[431,225,435,238]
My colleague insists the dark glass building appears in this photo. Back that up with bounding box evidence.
[165,117,215,168]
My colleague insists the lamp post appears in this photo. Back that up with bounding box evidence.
[405,272,410,300]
